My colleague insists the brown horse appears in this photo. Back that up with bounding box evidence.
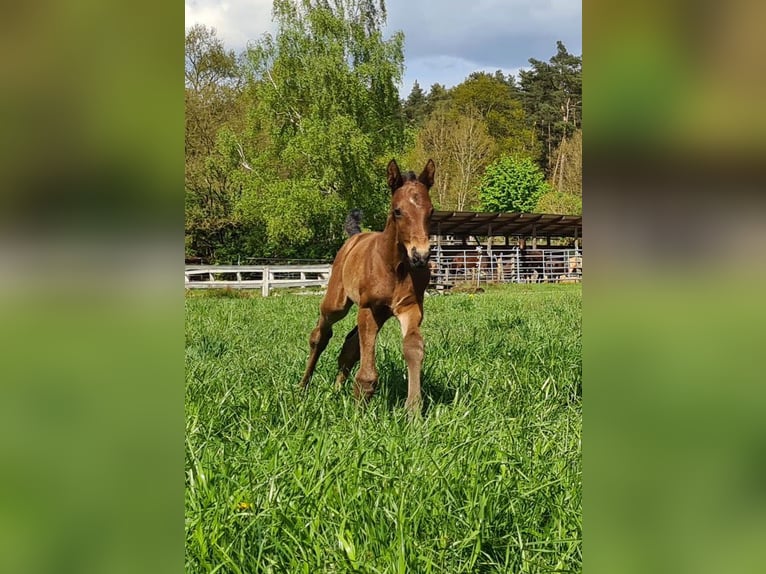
[299,159,435,413]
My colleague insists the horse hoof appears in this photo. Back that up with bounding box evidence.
[405,398,423,416]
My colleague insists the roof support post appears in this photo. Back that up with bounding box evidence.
[487,224,493,258]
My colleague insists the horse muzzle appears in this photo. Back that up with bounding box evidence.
[409,246,431,268]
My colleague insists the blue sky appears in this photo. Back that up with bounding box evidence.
[185,0,581,96]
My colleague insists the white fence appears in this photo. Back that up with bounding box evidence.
[185,264,332,296]
[185,249,581,296]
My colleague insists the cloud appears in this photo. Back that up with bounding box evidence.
[185,0,581,93]
[184,0,275,51]
[386,0,581,69]
[402,55,522,95]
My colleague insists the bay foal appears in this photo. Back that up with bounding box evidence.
[300,159,435,413]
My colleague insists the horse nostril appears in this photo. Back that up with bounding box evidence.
[410,248,430,267]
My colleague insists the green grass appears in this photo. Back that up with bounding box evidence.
[185,284,581,573]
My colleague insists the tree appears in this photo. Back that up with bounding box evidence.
[536,129,581,214]
[450,71,540,160]
[551,128,582,197]
[479,156,551,213]
[236,0,406,257]
[185,24,241,93]
[408,105,493,210]
[402,80,427,127]
[519,41,582,176]
[423,82,450,117]
[185,25,253,262]
[535,190,581,215]
[407,106,453,208]
[449,108,494,210]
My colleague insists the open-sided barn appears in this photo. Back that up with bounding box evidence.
[430,211,583,286]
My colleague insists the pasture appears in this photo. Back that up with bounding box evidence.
[185,284,581,573]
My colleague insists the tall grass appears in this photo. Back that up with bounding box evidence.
[186,284,581,572]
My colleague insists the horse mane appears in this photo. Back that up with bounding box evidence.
[403,171,417,182]
[344,209,363,237]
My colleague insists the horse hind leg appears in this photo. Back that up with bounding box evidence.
[335,326,359,390]
[299,315,333,389]
[299,298,352,389]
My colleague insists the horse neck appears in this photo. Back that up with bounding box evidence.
[380,216,403,270]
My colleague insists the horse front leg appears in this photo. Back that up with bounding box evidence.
[396,304,424,414]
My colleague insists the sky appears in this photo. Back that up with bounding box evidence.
[184,0,581,96]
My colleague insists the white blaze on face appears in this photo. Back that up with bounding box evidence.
[398,186,432,260]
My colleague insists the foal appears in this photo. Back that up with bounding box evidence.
[299,159,435,413]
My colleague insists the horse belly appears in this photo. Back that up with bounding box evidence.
[338,235,391,306]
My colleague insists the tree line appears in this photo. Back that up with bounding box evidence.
[185,0,581,263]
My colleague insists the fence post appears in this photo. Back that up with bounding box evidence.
[476,255,482,288]
[262,266,270,297]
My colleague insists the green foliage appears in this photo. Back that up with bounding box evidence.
[236,176,347,259]
[185,285,581,572]
[536,190,582,215]
[185,23,241,92]
[185,25,254,262]
[424,82,450,117]
[479,156,551,213]
[519,41,582,175]
[402,80,427,127]
[549,128,582,198]
[233,0,406,254]
[407,104,493,210]
[184,28,583,262]
[450,72,539,160]
[404,72,542,211]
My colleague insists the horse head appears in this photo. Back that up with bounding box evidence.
[386,159,435,268]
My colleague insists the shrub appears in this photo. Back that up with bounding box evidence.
[479,156,550,212]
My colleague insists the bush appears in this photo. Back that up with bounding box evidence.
[479,156,550,212]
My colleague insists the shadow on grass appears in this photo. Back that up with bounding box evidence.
[375,353,456,415]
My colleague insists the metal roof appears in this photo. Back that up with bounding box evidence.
[431,211,582,238]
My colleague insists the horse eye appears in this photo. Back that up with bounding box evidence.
[393,208,402,218]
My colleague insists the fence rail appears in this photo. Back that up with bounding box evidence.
[431,248,582,286]
[185,250,581,296]
[185,264,332,296]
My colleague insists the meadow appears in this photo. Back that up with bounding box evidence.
[185,284,581,573]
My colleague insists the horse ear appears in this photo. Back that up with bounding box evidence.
[418,159,435,188]
[387,159,403,191]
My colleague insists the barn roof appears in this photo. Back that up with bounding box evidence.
[431,211,582,238]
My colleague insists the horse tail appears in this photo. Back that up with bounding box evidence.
[344,209,363,237]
